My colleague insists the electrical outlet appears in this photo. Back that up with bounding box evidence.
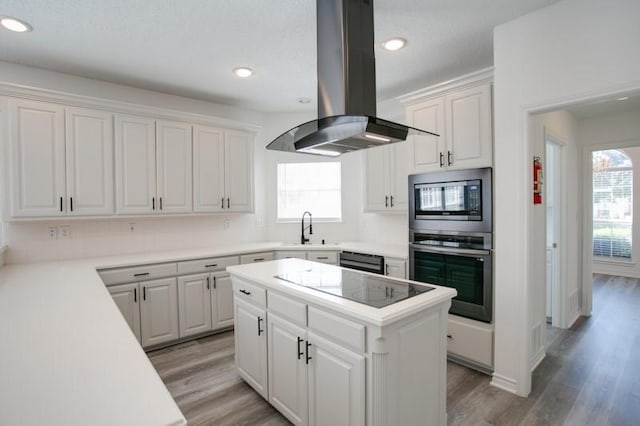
[48,227,57,240]
[59,225,71,239]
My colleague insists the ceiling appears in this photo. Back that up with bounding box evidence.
[1,0,561,113]
[566,93,640,121]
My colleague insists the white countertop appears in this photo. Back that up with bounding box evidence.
[228,258,456,327]
[0,240,408,425]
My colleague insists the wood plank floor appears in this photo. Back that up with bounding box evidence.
[148,274,640,425]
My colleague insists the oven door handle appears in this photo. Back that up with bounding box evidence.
[409,243,491,256]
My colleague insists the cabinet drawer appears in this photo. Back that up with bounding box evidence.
[177,255,240,274]
[268,291,306,326]
[274,251,307,260]
[240,252,275,264]
[308,306,365,353]
[447,315,494,367]
[306,251,338,265]
[233,278,266,307]
[98,263,177,285]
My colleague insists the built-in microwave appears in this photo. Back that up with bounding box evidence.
[408,167,492,234]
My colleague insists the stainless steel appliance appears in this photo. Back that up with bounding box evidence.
[275,267,433,308]
[339,251,385,275]
[409,167,493,322]
[409,167,492,234]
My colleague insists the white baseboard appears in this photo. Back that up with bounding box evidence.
[530,348,545,372]
[490,373,519,395]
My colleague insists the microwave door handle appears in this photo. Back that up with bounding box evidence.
[409,243,491,256]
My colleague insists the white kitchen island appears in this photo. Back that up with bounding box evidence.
[228,258,456,426]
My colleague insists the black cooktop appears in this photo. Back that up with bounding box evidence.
[275,268,433,308]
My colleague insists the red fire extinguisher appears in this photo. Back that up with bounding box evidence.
[533,156,542,204]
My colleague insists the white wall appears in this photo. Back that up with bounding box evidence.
[528,109,580,370]
[578,109,640,278]
[0,61,271,263]
[493,0,640,396]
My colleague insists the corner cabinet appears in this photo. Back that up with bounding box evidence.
[8,99,114,217]
[406,82,492,173]
[115,115,192,215]
[363,141,408,212]
[193,125,254,213]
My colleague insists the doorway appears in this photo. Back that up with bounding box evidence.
[545,136,564,327]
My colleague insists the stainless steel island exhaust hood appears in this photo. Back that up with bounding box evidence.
[266,0,437,157]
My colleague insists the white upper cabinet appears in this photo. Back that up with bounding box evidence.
[193,125,254,213]
[9,99,114,217]
[407,82,492,173]
[116,115,193,215]
[65,107,114,215]
[363,141,408,213]
[115,114,157,214]
[156,120,193,213]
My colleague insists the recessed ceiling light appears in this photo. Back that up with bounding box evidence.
[233,67,253,78]
[0,16,32,33]
[298,97,312,104]
[616,96,629,101]
[381,38,406,51]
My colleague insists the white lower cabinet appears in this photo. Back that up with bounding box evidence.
[384,257,407,279]
[447,314,494,370]
[211,272,234,329]
[107,283,141,342]
[234,298,268,399]
[140,278,180,347]
[178,273,213,337]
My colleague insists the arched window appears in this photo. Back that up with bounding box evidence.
[593,149,633,258]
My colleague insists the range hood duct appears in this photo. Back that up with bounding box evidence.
[266,0,437,156]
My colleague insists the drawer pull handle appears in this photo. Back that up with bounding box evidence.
[297,337,304,360]
[257,316,264,336]
[316,256,328,260]
[205,264,218,268]
[447,334,453,339]
[134,273,150,277]
[253,258,265,262]
[239,289,251,295]
[305,341,312,364]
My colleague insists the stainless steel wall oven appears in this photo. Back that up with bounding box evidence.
[409,168,493,323]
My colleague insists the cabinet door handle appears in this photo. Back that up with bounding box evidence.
[70,197,73,212]
[206,276,210,290]
[305,341,312,364]
[159,197,163,210]
[385,264,389,275]
[447,334,453,339]
[257,316,264,336]
[60,196,63,212]
[143,286,146,301]
[439,152,444,167]
[239,289,251,295]
[213,276,217,289]
[390,195,394,207]
[205,264,218,268]
[297,337,304,360]
[253,258,264,262]
[447,150,452,166]
[221,197,225,209]
[133,272,149,277]
[134,288,137,303]
[227,198,230,209]
[152,197,156,210]
[385,195,388,207]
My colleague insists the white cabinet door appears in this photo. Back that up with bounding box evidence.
[445,84,492,169]
[9,99,66,217]
[65,107,114,215]
[268,314,308,426]
[140,277,179,347]
[107,283,141,342]
[385,258,407,279]
[178,273,213,337]
[156,120,192,213]
[234,298,268,399]
[224,130,253,212]
[407,97,445,173]
[115,114,157,214]
[307,331,365,426]
[211,272,234,329]
[193,125,225,212]
[363,146,389,212]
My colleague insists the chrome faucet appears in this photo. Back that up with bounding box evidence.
[301,211,313,245]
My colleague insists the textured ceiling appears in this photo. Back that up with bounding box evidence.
[0,0,560,112]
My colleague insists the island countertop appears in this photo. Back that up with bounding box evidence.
[227,258,457,327]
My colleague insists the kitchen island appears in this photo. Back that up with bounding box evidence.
[228,258,456,426]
